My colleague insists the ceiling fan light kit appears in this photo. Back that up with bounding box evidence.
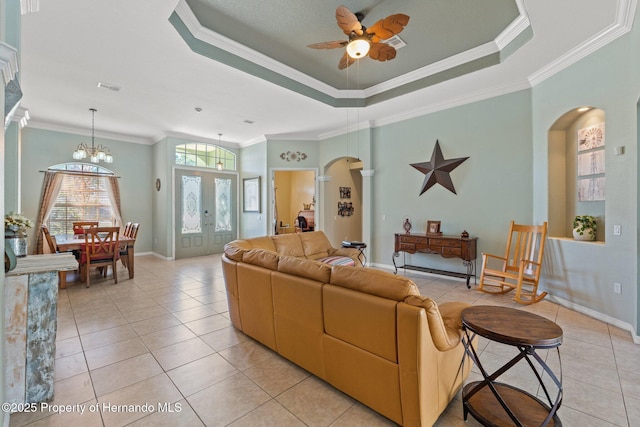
[308,5,409,69]
[346,37,370,59]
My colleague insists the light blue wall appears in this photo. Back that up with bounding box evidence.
[532,8,640,331]
[4,122,19,212]
[239,141,268,238]
[20,128,154,253]
[152,137,171,257]
[366,90,533,274]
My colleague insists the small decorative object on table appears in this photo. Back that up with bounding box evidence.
[403,217,412,234]
[5,212,33,257]
[460,230,469,239]
[572,215,596,241]
[426,220,442,236]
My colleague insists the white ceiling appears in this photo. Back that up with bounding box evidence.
[18,0,633,148]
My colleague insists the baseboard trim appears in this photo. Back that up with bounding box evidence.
[548,295,640,344]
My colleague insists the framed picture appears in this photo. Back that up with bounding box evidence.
[243,177,261,212]
[427,220,442,235]
[339,186,351,199]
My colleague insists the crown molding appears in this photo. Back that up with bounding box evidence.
[529,0,637,86]
[26,120,154,145]
[175,0,532,103]
[174,0,343,99]
[0,42,19,85]
[373,79,531,129]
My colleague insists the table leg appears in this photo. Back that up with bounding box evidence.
[58,271,66,289]
[127,244,134,279]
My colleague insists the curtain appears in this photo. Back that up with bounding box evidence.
[106,176,123,228]
[34,172,64,254]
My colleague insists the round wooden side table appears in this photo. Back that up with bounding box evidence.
[461,305,563,426]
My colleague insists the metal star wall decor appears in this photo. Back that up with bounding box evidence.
[410,140,469,195]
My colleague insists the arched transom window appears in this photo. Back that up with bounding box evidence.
[175,143,236,170]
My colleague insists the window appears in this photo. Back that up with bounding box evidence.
[47,163,117,235]
[175,143,236,170]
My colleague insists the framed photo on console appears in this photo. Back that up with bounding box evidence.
[427,220,442,235]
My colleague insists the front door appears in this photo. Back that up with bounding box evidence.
[175,169,237,259]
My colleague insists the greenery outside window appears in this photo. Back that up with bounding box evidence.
[175,143,236,170]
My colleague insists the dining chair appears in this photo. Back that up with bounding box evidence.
[80,226,120,288]
[120,223,139,269]
[42,224,58,253]
[122,222,132,238]
[42,225,76,289]
[72,221,99,235]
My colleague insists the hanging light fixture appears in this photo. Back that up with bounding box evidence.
[216,133,224,170]
[72,108,113,163]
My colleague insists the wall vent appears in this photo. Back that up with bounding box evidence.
[97,82,121,92]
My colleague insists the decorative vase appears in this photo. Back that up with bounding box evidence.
[403,218,412,234]
[5,234,28,257]
[573,228,595,241]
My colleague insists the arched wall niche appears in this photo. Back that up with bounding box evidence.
[548,107,605,241]
[321,156,363,247]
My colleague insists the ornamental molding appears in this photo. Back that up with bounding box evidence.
[0,42,19,85]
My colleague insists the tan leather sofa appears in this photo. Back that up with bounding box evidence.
[222,231,472,426]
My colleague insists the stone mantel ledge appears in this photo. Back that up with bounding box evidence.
[7,253,77,277]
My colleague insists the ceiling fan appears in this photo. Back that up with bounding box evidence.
[307,5,410,70]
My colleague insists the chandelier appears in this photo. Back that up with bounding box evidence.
[72,108,113,163]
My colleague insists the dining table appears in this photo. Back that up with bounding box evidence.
[55,234,136,286]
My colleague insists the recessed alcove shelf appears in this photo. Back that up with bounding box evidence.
[547,107,605,242]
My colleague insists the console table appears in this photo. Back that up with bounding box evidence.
[392,233,477,288]
[461,306,563,426]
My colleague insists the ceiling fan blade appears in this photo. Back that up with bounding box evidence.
[307,41,348,49]
[366,14,410,42]
[338,51,355,70]
[336,5,363,36]
[368,43,397,62]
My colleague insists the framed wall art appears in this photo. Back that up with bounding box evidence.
[243,177,261,212]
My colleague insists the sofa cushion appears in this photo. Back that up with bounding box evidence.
[299,231,332,259]
[242,248,279,271]
[330,265,420,301]
[317,256,356,267]
[278,255,331,283]
[403,295,469,351]
[272,233,306,257]
[247,236,277,252]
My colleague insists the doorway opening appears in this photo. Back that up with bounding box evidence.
[273,169,316,235]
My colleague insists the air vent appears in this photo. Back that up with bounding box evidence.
[244,119,255,124]
[97,82,121,92]
[383,35,406,50]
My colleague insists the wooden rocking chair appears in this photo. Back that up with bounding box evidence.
[477,221,548,304]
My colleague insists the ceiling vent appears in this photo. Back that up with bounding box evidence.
[97,82,121,92]
[382,35,406,50]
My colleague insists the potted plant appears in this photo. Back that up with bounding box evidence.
[572,215,597,241]
[5,212,34,257]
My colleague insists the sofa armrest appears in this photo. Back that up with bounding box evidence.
[403,296,469,352]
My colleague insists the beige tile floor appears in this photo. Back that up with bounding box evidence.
[8,254,640,426]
